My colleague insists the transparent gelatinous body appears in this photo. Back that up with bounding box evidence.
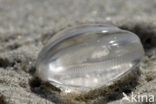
[36,24,144,92]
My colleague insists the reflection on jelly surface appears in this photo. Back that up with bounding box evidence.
[36,24,144,92]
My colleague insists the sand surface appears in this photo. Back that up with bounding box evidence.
[0,0,156,104]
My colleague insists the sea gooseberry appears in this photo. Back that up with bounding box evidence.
[36,24,144,93]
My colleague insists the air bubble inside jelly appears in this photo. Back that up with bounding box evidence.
[36,24,144,92]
